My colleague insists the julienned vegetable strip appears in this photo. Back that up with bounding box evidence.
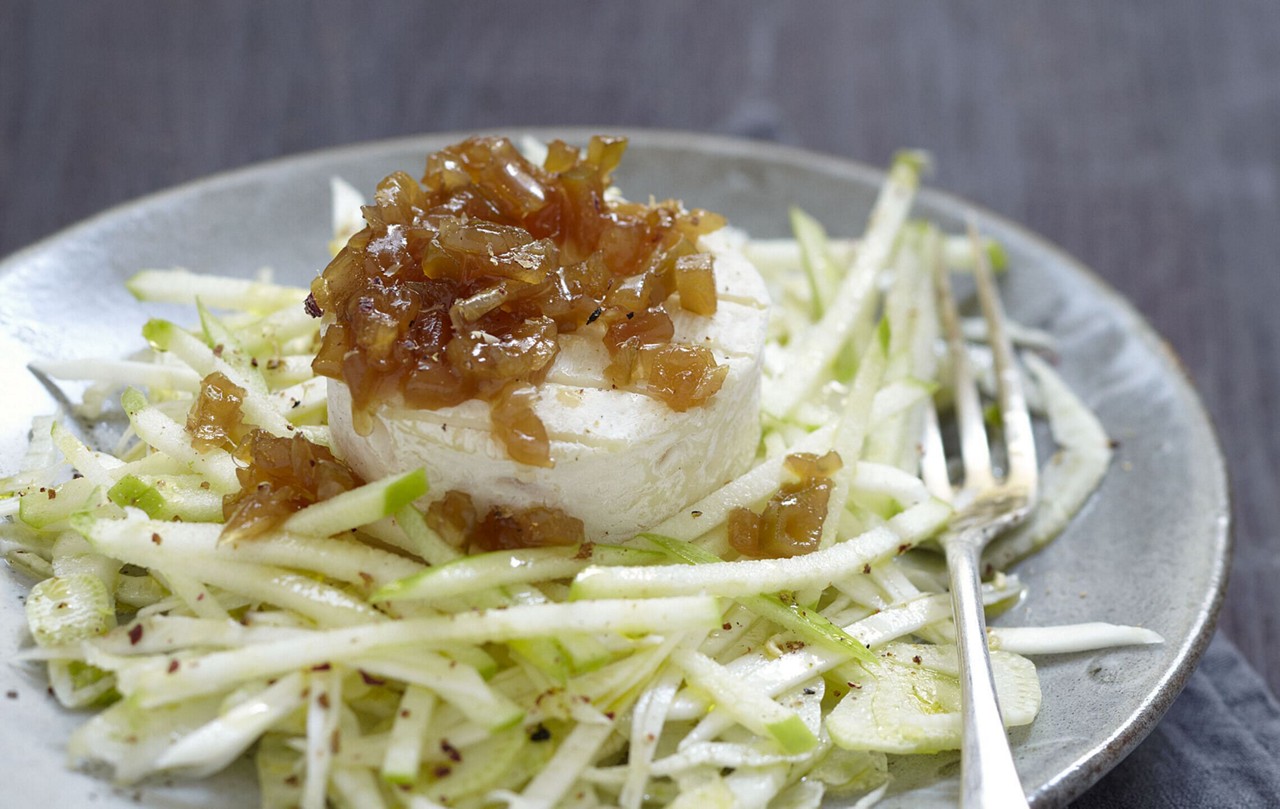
[763,151,925,418]
[108,596,722,706]
[571,526,901,599]
[127,267,306,311]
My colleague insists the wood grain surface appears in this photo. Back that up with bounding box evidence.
[3,1,1278,803]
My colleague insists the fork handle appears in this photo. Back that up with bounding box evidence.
[946,538,1031,809]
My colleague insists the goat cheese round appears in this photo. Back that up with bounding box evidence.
[329,234,768,541]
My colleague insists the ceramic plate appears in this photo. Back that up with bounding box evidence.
[0,130,1230,807]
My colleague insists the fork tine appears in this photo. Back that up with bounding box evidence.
[935,235,994,493]
[967,220,1038,496]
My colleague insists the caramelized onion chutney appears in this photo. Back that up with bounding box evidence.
[308,136,728,468]
[184,372,365,543]
[729,451,843,558]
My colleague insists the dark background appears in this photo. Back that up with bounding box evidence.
[3,1,1278,804]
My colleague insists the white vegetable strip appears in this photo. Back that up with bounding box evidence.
[303,666,343,809]
[990,623,1163,655]
[76,514,383,627]
[331,766,388,809]
[381,686,436,784]
[120,389,239,491]
[620,666,683,809]
[143,319,293,436]
[76,516,423,588]
[113,597,721,706]
[84,615,310,656]
[507,720,615,809]
[50,421,123,486]
[355,652,522,731]
[154,672,306,776]
[33,357,203,393]
[153,569,229,621]
[850,462,932,507]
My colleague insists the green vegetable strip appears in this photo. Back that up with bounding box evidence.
[108,474,223,522]
[643,533,875,665]
[280,468,427,538]
[381,686,436,784]
[127,268,306,312]
[764,152,924,418]
[356,653,522,731]
[789,206,838,318]
[380,507,459,567]
[373,544,662,604]
[79,516,423,589]
[571,526,901,600]
[372,546,587,603]
[672,649,818,754]
[151,568,228,621]
[76,514,383,627]
[821,318,891,549]
[112,597,721,707]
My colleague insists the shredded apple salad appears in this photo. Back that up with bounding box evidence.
[2,137,1161,808]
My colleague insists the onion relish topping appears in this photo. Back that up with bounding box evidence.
[309,135,729,466]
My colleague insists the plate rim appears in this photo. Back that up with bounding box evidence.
[0,127,1233,807]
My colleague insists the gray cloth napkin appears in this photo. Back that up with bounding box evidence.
[1072,633,1280,807]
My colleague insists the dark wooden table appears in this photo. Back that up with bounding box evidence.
[3,1,1278,804]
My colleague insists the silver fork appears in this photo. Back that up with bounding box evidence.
[925,221,1039,808]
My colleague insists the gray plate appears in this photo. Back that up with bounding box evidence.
[0,130,1230,807]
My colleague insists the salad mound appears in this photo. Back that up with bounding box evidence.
[0,139,1162,809]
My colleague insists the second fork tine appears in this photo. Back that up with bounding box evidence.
[968,220,1038,495]
[936,228,993,495]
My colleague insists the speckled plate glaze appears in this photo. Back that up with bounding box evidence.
[0,130,1230,807]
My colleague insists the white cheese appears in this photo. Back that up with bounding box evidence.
[328,237,770,542]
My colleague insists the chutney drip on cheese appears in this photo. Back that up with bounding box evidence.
[309,135,728,467]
